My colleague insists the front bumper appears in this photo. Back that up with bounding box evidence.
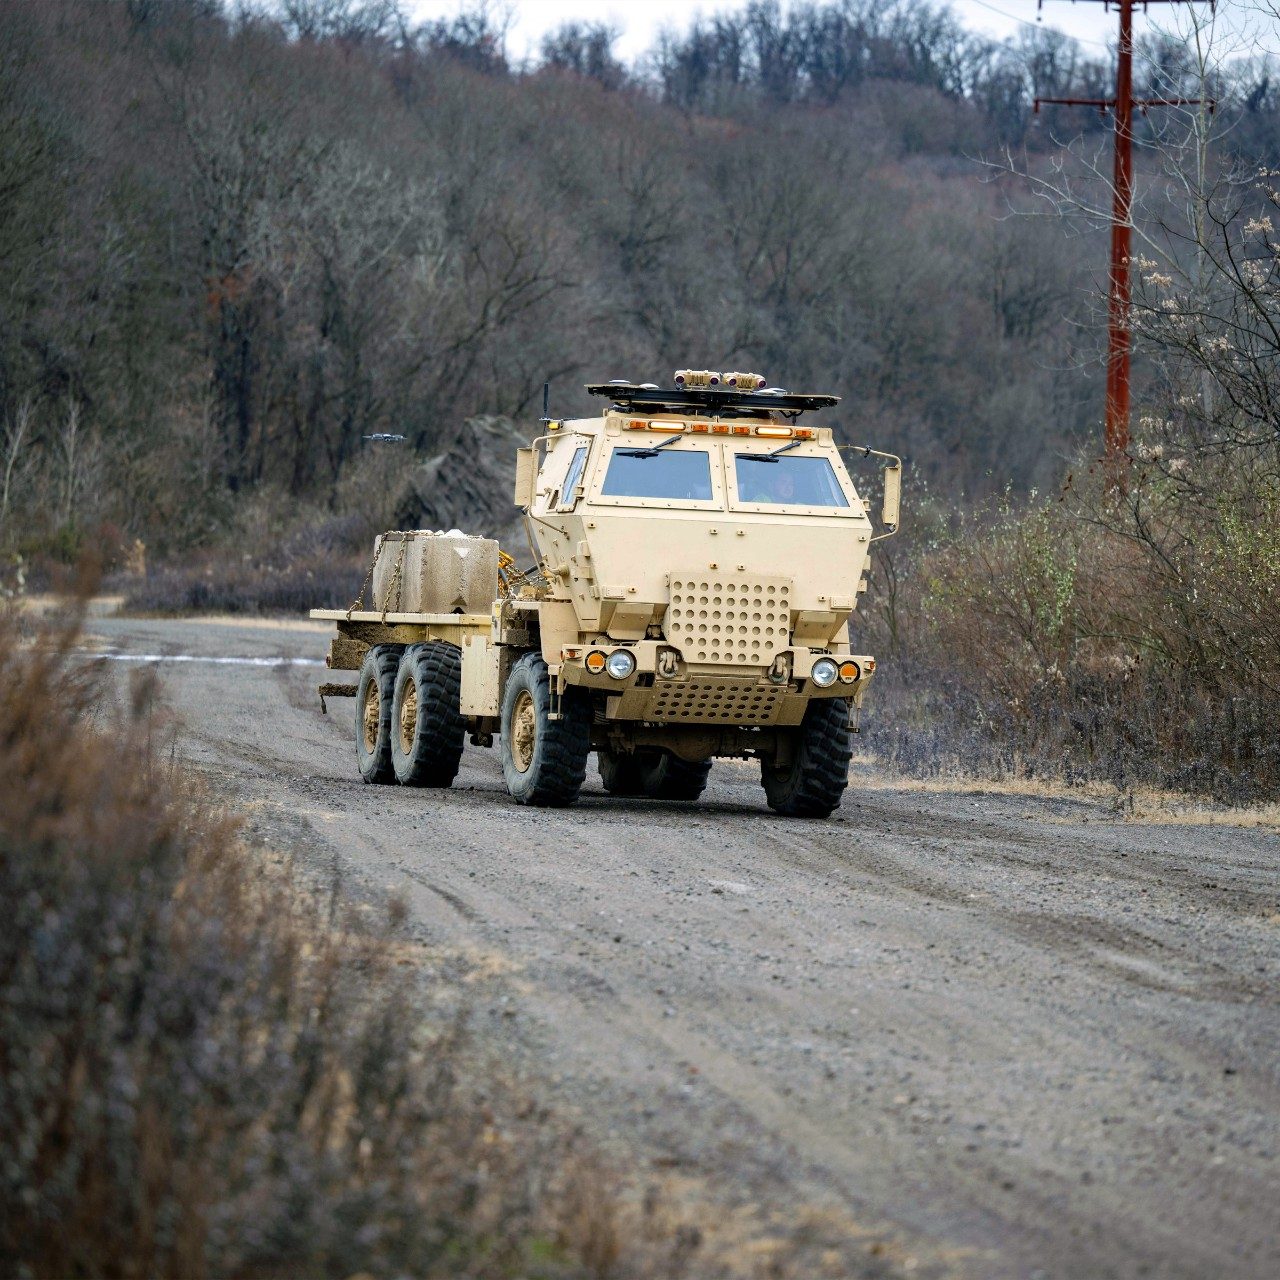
[557,641,875,727]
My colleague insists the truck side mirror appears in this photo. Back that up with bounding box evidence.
[514,448,536,510]
[881,462,901,532]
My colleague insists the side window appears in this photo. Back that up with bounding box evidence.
[556,445,590,512]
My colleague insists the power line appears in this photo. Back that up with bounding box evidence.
[964,0,1115,49]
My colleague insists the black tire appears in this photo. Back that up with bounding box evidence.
[761,698,852,818]
[391,642,465,787]
[355,644,401,784]
[597,747,650,796]
[640,750,712,802]
[500,652,591,807]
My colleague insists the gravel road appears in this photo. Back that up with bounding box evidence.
[90,616,1280,1279]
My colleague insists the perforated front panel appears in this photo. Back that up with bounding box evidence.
[649,680,784,724]
[666,575,792,666]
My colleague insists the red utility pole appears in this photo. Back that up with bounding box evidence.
[1034,0,1210,478]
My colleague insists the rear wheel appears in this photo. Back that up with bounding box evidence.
[391,642,465,787]
[761,699,852,818]
[355,644,401,784]
[500,653,591,806]
[640,751,712,802]
[597,747,649,796]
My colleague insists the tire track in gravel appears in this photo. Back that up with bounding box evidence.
[95,617,1280,1280]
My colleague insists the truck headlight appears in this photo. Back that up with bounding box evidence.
[811,657,839,687]
[606,650,636,680]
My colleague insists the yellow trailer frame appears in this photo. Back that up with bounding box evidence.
[309,608,492,713]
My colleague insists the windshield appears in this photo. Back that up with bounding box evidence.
[601,448,712,501]
[734,454,849,507]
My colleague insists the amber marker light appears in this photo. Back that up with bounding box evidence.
[838,660,860,684]
[731,425,751,436]
[585,651,607,674]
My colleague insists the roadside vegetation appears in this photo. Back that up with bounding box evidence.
[862,460,1280,804]
[0,599,664,1278]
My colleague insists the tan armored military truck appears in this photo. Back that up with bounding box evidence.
[311,371,901,817]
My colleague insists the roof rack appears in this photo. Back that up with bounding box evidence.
[585,382,838,417]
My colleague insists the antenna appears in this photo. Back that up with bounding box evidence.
[540,381,551,425]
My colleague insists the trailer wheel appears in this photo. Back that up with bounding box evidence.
[596,747,650,796]
[391,642,465,787]
[355,644,402,784]
[640,751,712,802]
[500,653,591,807]
[761,698,852,818]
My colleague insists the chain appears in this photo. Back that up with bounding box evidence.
[348,531,419,621]
[380,535,410,623]
[347,552,378,620]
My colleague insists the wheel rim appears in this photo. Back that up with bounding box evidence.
[399,677,418,754]
[362,678,381,753]
[511,688,536,773]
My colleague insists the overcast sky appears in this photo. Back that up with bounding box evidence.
[406,0,1141,64]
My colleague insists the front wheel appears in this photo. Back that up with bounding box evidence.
[761,699,852,818]
[500,653,591,806]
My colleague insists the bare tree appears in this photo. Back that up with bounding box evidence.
[0,398,33,541]
[276,0,403,44]
[539,21,625,90]
[55,399,101,531]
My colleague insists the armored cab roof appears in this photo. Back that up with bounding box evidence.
[585,381,838,419]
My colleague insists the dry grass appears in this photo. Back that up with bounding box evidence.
[850,758,1280,831]
[0,599,674,1279]
[13,593,125,618]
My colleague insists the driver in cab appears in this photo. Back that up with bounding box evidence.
[741,465,797,504]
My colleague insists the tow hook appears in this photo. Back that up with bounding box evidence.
[768,652,792,685]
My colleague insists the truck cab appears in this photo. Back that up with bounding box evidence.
[506,374,900,813]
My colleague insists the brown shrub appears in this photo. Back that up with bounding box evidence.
[859,467,1280,803]
[0,602,638,1278]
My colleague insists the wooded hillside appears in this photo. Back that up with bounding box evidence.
[3,0,1274,564]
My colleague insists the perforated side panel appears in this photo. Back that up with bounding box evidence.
[666,575,792,666]
[649,680,784,724]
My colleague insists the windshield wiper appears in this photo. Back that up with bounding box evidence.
[617,434,683,460]
[739,440,801,463]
